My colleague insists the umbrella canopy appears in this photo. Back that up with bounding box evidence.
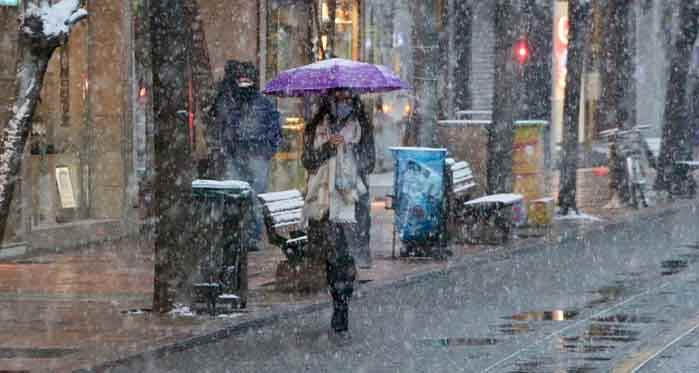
[263,58,409,97]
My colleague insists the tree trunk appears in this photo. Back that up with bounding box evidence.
[437,0,454,120]
[558,1,587,214]
[596,0,635,203]
[409,0,439,148]
[0,0,87,244]
[519,0,552,120]
[487,1,516,194]
[452,2,472,113]
[596,0,629,133]
[150,0,195,313]
[655,1,699,194]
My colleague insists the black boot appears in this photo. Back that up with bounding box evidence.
[331,305,348,332]
[327,255,356,334]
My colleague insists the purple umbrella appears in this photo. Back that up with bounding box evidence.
[263,58,409,97]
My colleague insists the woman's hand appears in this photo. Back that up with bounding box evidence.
[329,134,345,145]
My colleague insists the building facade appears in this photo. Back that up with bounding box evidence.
[3,0,674,251]
[0,0,424,251]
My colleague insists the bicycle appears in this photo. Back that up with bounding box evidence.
[600,125,656,208]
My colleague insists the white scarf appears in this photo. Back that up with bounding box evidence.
[303,117,366,224]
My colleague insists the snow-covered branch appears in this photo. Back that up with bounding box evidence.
[20,0,88,47]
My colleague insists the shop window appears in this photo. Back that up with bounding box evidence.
[362,0,414,171]
[28,1,127,227]
[266,0,314,191]
[265,0,363,191]
[319,0,360,60]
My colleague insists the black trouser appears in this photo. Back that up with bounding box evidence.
[352,192,372,265]
[308,217,358,331]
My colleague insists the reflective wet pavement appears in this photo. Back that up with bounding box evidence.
[106,203,699,372]
[635,326,699,372]
[0,204,500,372]
[1,199,697,372]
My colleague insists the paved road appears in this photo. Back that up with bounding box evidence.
[635,326,699,372]
[107,206,699,373]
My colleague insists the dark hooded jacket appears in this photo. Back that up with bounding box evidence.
[214,60,282,159]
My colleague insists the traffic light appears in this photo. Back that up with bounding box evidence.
[514,38,530,65]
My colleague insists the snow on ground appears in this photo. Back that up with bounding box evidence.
[554,210,604,222]
[168,304,195,318]
[217,313,242,319]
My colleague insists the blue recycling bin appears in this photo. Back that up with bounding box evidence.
[390,147,448,245]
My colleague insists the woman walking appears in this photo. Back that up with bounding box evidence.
[302,89,375,336]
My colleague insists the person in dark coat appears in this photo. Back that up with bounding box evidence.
[302,89,375,335]
[213,60,282,251]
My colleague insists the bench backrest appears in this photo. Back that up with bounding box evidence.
[257,190,305,239]
[445,158,477,199]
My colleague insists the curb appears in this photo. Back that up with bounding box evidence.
[75,200,698,372]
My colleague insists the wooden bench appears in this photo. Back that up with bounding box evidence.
[444,158,523,243]
[258,190,329,292]
[461,193,523,242]
[445,158,478,216]
[257,190,308,263]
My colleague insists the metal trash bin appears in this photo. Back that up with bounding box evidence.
[190,179,252,314]
[389,147,448,257]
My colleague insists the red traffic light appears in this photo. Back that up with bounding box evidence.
[514,38,530,65]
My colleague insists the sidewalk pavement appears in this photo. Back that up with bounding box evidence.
[1,169,697,372]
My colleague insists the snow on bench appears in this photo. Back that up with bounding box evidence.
[192,179,251,190]
[258,190,304,203]
[464,193,523,206]
[677,161,699,168]
[446,159,477,197]
[258,190,308,262]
